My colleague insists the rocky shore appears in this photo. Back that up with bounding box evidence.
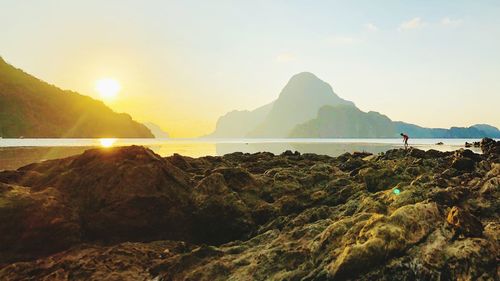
[0,138,498,280]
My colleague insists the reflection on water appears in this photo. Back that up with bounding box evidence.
[149,143,217,158]
[0,146,91,171]
[0,138,485,171]
[99,138,117,148]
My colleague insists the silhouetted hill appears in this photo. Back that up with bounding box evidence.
[208,72,354,138]
[144,122,169,138]
[290,105,395,137]
[247,72,355,137]
[0,57,153,138]
[206,102,274,138]
[393,122,492,138]
[290,105,500,138]
[471,124,500,138]
[210,72,499,139]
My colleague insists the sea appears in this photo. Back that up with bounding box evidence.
[0,138,488,171]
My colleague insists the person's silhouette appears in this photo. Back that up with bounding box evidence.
[400,133,409,149]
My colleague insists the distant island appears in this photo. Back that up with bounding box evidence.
[0,57,153,138]
[208,72,500,138]
[144,122,169,139]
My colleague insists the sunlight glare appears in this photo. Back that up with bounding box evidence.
[99,138,117,148]
[95,78,121,101]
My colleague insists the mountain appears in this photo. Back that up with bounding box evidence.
[210,72,499,139]
[471,124,500,138]
[290,105,500,138]
[393,122,496,138]
[0,57,153,138]
[206,102,274,138]
[144,122,169,138]
[207,72,354,138]
[247,72,355,137]
[290,105,396,138]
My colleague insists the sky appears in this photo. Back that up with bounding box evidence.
[1,0,499,137]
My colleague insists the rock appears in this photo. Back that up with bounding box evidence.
[436,142,444,145]
[430,186,469,206]
[211,167,257,191]
[454,148,480,161]
[451,157,475,171]
[165,153,193,170]
[425,149,449,158]
[0,241,193,281]
[0,146,200,262]
[441,168,458,179]
[192,173,254,244]
[481,137,500,157]
[0,143,498,280]
[327,202,441,279]
[339,157,365,172]
[408,147,427,158]
[447,206,483,237]
[0,185,80,263]
[360,167,399,193]
[281,150,300,157]
[352,151,373,158]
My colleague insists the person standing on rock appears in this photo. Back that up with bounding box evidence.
[400,133,409,149]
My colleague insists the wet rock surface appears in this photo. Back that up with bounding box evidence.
[0,140,499,280]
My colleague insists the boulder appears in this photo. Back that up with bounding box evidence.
[447,206,483,237]
[192,173,254,244]
[0,185,80,263]
[480,137,500,157]
[360,167,399,193]
[451,157,475,171]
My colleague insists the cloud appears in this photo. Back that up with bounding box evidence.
[365,23,379,32]
[398,17,425,31]
[441,17,463,27]
[275,52,296,63]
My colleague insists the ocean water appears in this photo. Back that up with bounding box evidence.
[0,138,487,171]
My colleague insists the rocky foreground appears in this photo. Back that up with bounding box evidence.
[0,139,498,280]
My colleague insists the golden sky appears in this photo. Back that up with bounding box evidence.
[2,1,500,137]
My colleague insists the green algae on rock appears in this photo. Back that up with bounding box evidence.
[0,139,498,280]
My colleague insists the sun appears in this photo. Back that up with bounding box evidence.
[95,78,121,101]
[99,138,116,148]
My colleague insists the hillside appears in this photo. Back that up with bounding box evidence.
[209,72,500,139]
[0,57,153,138]
[207,102,274,138]
[290,105,500,138]
[247,72,355,137]
[144,122,169,138]
[208,72,354,138]
[290,105,396,138]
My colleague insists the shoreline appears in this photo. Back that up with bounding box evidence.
[0,142,483,171]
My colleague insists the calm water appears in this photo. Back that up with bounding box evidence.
[0,138,486,171]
